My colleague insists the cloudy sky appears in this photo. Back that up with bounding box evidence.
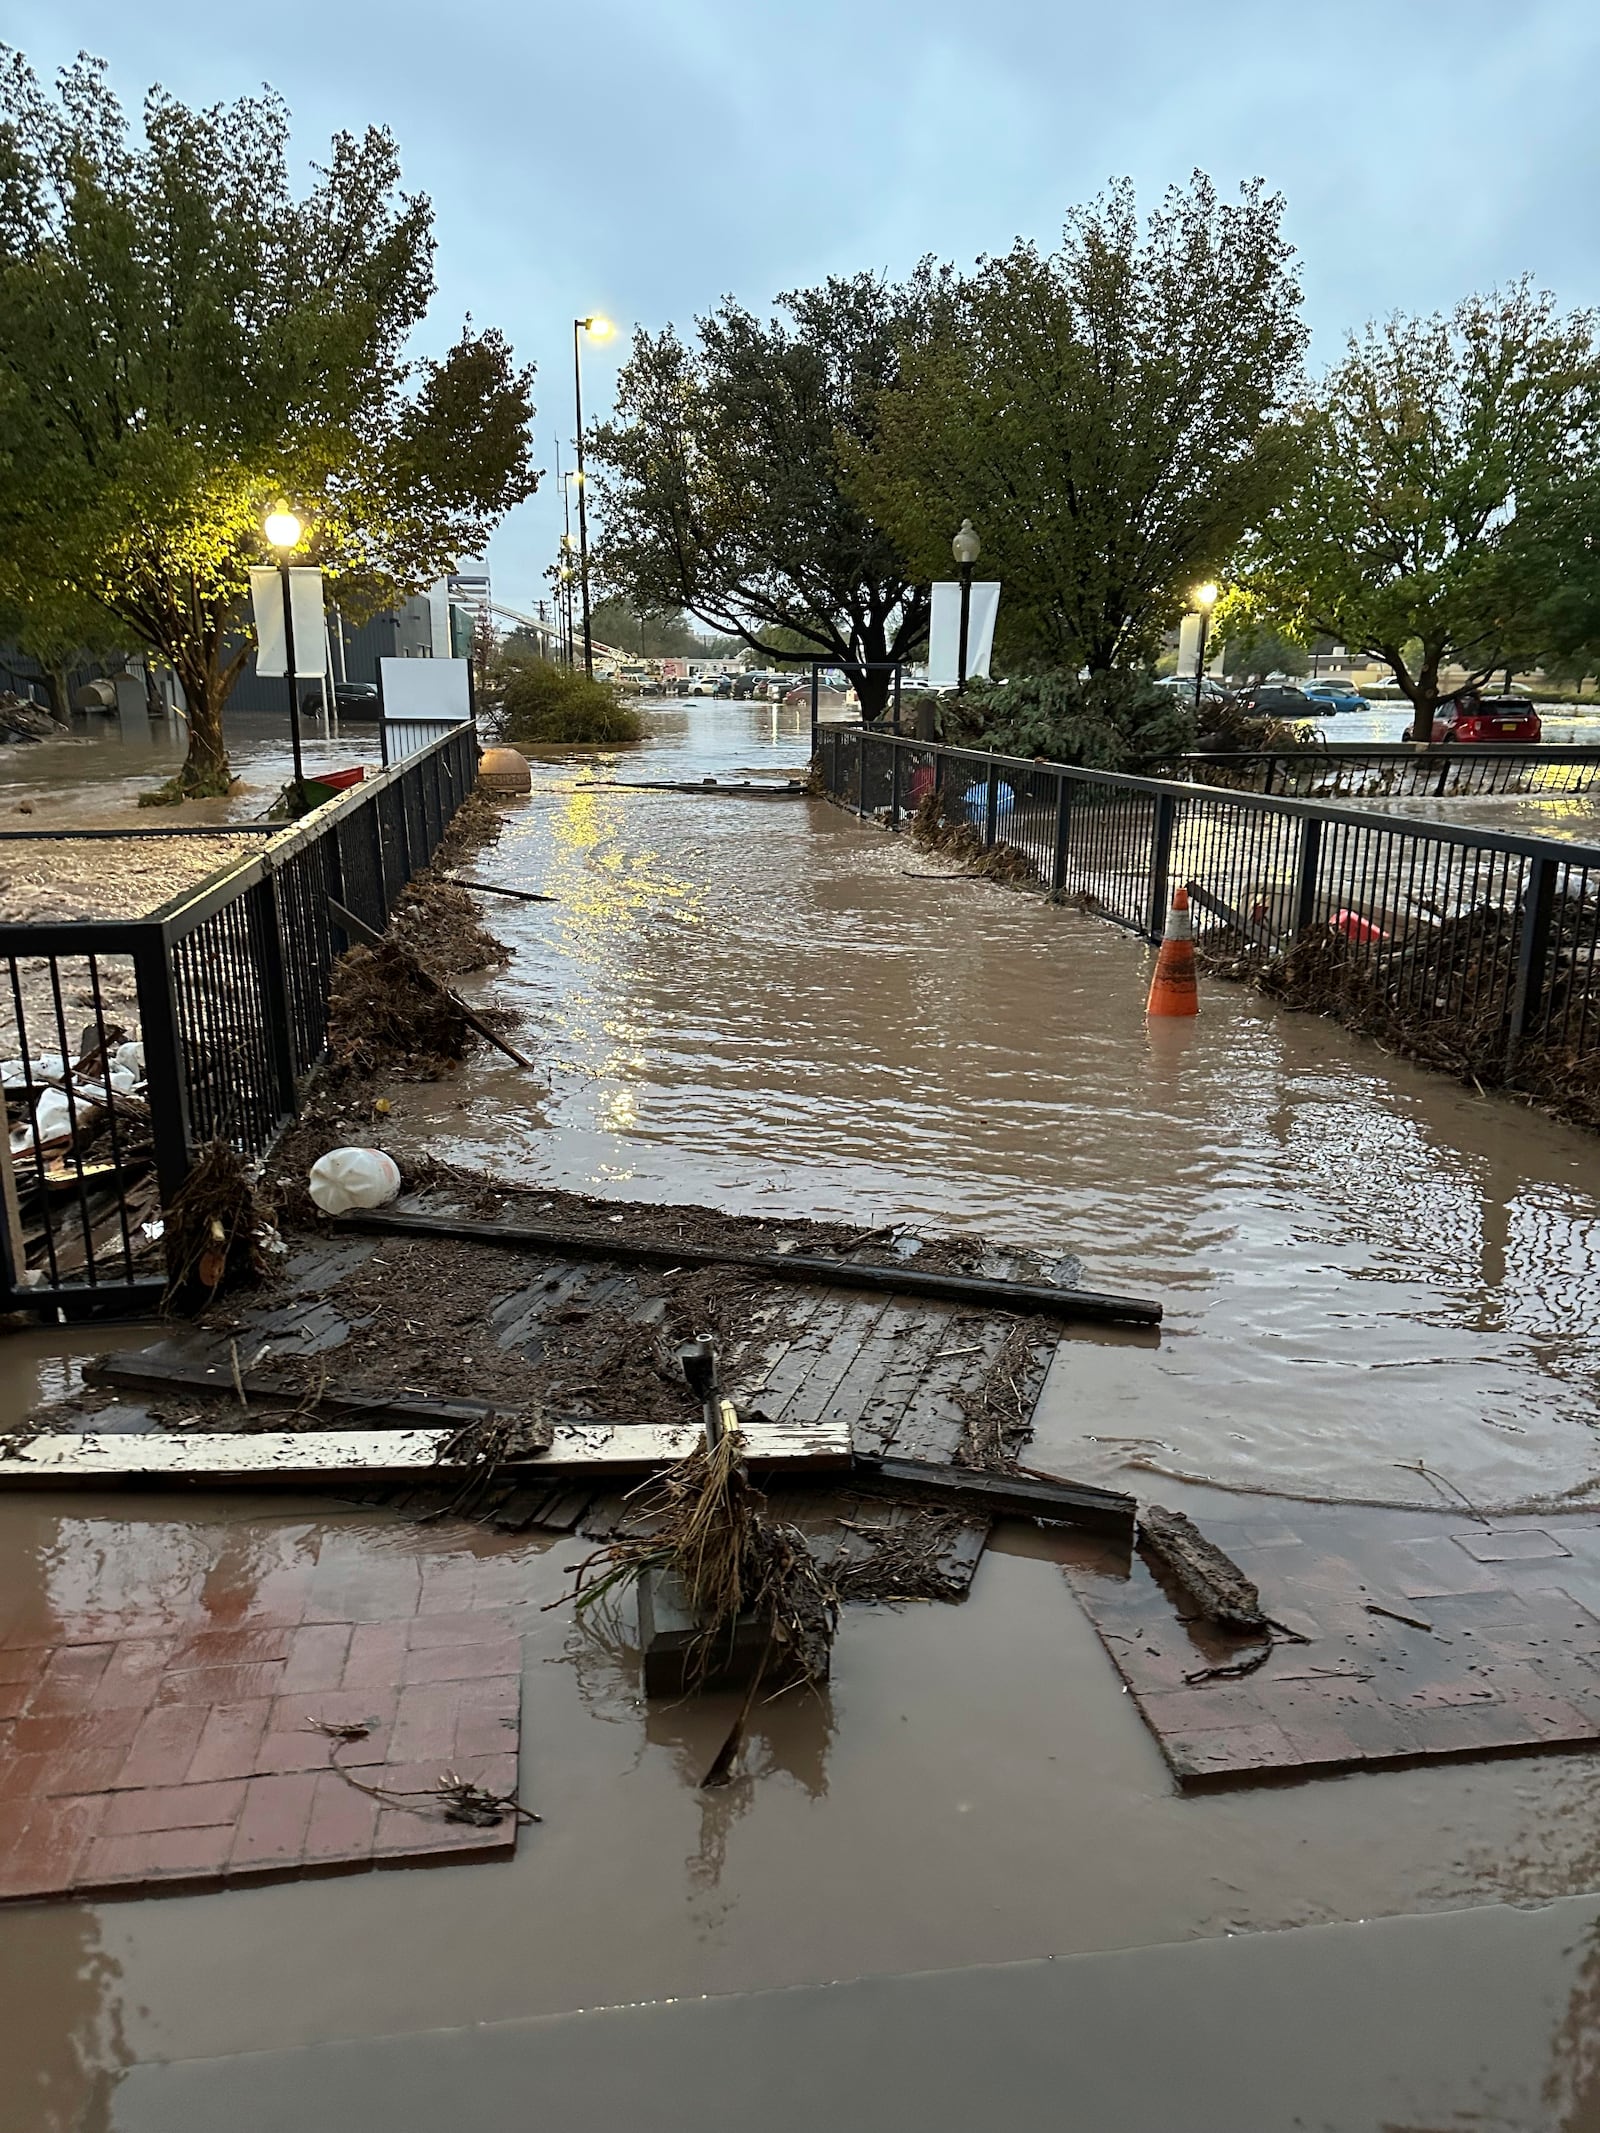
[11,0,1600,613]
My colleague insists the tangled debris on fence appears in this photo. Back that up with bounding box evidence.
[1197,899,1600,1130]
[910,789,1038,885]
[327,940,481,1080]
[162,1141,279,1302]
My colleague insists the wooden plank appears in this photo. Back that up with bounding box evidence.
[0,1126,30,1294]
[782,1293,893,1428]
[887,1314,1013,1465]
[82,1352,495,1429]
[744,1289,858,1420]
[850,1454,1135,1538]
[2,1416,854,1487]
[724,1283,832,1408]
[340,1207,1164,1328]
[850,1309,956,1457]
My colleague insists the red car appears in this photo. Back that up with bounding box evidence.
[1430,693,1541,743]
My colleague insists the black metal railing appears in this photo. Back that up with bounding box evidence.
[1177,742,1600,800]
[819,726,1600,1118]
[1,724,477,1313]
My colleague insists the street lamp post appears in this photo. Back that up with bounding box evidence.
[264,508,308,813]
[1192,581,1219,710]
[572,315,614,679]
[952,518,981,691]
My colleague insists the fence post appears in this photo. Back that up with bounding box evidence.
[857,733,870,819]
[1508,854,1558,1057]
[983,756,1000,848]
[1293,816,1323,936]
[810,667,820,760]
[1146,792,1177,939]
[252,872,300,1119]
[889,739,903,828]
[1051,774,1072,898]
[132,925,194,1206]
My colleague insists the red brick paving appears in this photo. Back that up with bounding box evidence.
[1064,1510,1600,1789]
[0,1588,524,1902]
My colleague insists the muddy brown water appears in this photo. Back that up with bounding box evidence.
[7,699,1600,2125]
[374,703,1600,1511]
[0,706,381,832]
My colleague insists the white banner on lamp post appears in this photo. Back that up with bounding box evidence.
[927,580,1000,687]
[250,567,327,677]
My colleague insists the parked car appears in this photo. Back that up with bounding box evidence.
[731,673,756,699]
[1431,693,1542,744]
[714,673,734,697]
[1155,674,1229,704]
[332,681,380,712]
[1228,684,1313,718]
[1301,681,1368,715]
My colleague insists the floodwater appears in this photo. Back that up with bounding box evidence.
[0,706,379,829]
[381,700,1600,1513]
[7,697,1600,2125]
[14,1469,1600,2132]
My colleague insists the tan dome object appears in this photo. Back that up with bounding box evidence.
[478,746,532,795]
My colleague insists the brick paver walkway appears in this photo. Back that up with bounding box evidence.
[0,1596,523,1901]
[1066,1506,1600,1788]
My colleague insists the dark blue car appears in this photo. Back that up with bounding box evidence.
[1301,682,1368,715]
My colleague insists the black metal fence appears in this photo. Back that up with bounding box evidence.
[1177,742,1600,800]
[820,726,1600,1112]
[1,724,477,1313]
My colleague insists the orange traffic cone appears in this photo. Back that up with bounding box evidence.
[1147,886,1199,1017]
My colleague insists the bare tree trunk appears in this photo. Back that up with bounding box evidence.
[168,650,232,796]
[1407,653,1443,743]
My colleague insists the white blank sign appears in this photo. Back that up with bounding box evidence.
[927,581,1000,687]
[379,657,472,723]
[250,567,326,678]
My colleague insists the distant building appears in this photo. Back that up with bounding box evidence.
[224,574,480,711]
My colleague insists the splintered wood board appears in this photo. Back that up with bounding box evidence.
[0,1417,851,1487]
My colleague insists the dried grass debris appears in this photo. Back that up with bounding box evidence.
[163,1141,278,1302]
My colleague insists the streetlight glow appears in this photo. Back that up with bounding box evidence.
[1194,581,1219,609]
[582,316,615,341]
[264,508,303,550]
[952,518,982,567]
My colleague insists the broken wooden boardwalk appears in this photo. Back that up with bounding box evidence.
[10,1214,1115,1594]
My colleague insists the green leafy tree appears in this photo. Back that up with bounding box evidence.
[1213,605,1309,681]
[586,596,708,659]
[848,174,1305,677]
[588,273,930,719]
[942,670,1195,773]
[0,51,537,795]
[1234,282,1600,739]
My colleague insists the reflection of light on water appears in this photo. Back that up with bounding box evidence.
[539,781,706,1128]
[599,1088,639,1133]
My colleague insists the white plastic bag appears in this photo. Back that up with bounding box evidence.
[307,1146,402,1215]
[11,1087,75,1151]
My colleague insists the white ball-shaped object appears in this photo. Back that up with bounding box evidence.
[308,1146,402,1215]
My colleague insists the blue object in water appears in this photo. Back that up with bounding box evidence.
[960,778,1015,824]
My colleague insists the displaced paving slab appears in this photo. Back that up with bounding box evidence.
[1064,1504,1600,1787]
[0,1585,524,1902]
